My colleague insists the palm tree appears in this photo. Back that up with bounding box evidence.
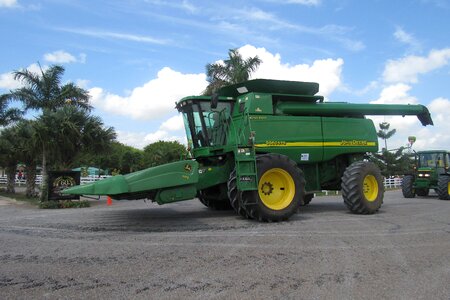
[6,64,92,200]
[14,120,40,197]
[0,126,20,194]
[11,64,91,112]
[204,49,262,95]
[41,106,116,170]
[0,94,23,126]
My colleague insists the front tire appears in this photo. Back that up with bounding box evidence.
[341,161,384,214]
[402,175,415,198]
[198,184,232,210]
[227,170,252,218]
[301,194,314,206]
[241,154,305,222]
[437,175,450,200]
[416,188,429,197]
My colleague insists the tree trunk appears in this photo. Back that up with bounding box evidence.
[6,163,16,194]
[25,162,37,198]
[39,146,48,201]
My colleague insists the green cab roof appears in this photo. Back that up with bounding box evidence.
[218,79,320,98]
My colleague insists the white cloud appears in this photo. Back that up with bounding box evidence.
[238,45,343,97]
[383,48,450,83]
[394,27,420,51]
[0,71,20,90]
[43,50,86,64]
[0,0,17,7]
[287,0,320,5]
[370,83,418,105]
[56,27,170,45]
[0,63,46,90]
[89,67,208,121]
[117,130,184,149]
[76,79,90,89]
[160,115,184,131]
[266,0,321,6]
[368,85,449,151]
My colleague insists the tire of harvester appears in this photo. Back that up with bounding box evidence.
[227,170,252,218]
[437,175,450,200]
[301,194,314,206]
[198,184,233,210]
[401,175,415,198]
[416,188,429,197]
[341,161,384,214]
[240,154,304,222]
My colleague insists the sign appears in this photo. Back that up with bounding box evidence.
[48,171,80,200]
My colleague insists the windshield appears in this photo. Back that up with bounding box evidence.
[418,152,446,168]
[180,100,233,149]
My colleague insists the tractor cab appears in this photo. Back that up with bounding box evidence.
[176,96,235,151]
[417,150,450,176]
[403,150,450,200]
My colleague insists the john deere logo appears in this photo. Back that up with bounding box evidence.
[184,164,192,172]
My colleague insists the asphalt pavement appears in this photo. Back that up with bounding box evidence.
[0,190,449,299]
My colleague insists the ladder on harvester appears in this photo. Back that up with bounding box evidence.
[234,108,258,192]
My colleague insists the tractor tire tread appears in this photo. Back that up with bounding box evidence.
[437,175,450,200]
[341,161,384,215]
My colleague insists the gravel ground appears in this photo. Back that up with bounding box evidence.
[0,190,449,299]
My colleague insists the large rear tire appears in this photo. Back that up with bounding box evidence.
[240,154,305,222]
[198,184,233,210]
[401,175,415,198]
[341,161,384,214]
[437,175,450,200]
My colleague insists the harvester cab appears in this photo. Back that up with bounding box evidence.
[176,96,234,151]
[63,79,435,221]
[402,150,450,200]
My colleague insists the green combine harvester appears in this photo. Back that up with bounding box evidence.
[402,150,450,200]
[64,79,434,221]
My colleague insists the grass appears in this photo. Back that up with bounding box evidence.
[0,188,40,206]
[0,185,90,209]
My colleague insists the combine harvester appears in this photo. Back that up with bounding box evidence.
[64,79,433,221]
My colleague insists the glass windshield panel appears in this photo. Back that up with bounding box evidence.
[418,152,444,167]
[180,100,233,148]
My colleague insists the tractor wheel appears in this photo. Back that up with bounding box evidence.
[341,161,384,214]
[301,194,314,206]
[416,188,429,197]
[227,170,252,218]
[401,175,415,198]
[198,184,232,210]
[437,175,450,200]
[240,154,305,222]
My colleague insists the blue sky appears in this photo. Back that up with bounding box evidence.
[1,0,449,150]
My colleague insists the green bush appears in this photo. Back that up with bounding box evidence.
[39,200,90,209]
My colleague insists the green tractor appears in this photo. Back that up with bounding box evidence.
[402,150,450,200]
[64,79,434,221]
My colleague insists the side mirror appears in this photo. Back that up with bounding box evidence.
[211,93,219,109]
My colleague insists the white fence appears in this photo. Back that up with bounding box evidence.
[0,175,111,186]
[1,175,403,189]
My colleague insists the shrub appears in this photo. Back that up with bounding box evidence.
[39,200,90,209]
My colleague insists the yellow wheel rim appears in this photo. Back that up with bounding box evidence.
[363,175,378,202]
[258,168,295,210]
[448,182,450,195]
